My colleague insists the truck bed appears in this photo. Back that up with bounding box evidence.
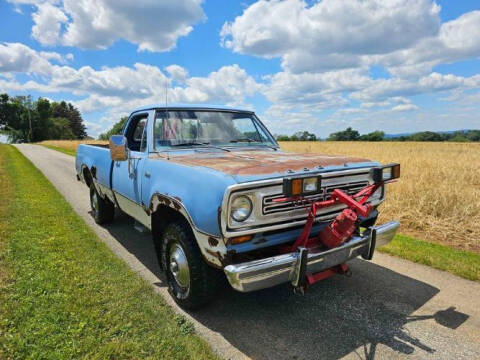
[75,144,113,193]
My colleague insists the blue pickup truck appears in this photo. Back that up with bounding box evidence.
[76,105,400,309]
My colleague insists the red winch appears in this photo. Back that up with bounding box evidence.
[320,207,357,249]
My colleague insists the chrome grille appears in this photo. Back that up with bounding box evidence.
[263,180,369,215]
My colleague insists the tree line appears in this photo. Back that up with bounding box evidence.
[276,131,317,141]
[277,127,480,142]
[4,93,477,144]
[98,117,128,140]
[0,93,87,143]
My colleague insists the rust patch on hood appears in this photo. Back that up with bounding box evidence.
[160,151,370,175]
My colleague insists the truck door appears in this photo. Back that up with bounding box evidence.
[111,111,151,228]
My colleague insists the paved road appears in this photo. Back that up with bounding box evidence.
[15,144,480,360]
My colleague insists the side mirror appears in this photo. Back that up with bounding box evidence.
[109,135,128,161]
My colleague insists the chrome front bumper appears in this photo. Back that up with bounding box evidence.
[224,221,400,292]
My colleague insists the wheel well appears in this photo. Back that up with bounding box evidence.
[151,205,190,241]
[151,205,192,270]
[82,166,92,187]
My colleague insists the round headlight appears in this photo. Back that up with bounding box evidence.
[230,195,252,222]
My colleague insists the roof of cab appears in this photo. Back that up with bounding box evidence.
[131,103,254,114]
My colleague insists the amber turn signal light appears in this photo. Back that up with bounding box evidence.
[283,175,322,197]
[291,179,302,196]
[229,235,253,245]
[392,163,401,179]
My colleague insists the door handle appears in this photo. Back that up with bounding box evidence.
[115,162,121,167]
[144,171,151,178]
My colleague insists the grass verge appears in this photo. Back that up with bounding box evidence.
[0,145,217,359]
[40,144,77,156]
[379,234,480,281]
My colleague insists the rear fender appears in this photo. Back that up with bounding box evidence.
[80,164,116,204]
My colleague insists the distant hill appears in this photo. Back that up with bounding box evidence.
[385,129,473,139]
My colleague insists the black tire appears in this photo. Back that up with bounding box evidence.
[89,183,115,224]
[161,220,223,310]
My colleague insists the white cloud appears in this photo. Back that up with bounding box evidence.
[165,65,188,84]
[360,100,392,109]
[0,43,75,75]
[180,65,259,105]
[222,0,480,81]
[0,42,57,74]
[352,73,480,101]
[72,64,259,112]
[440,11,480,54]
[84,120,103,135]
[39,50,73,64]
[333,108,367,116]
[16,0,206,52]
[50,63,170,98]
[262,69,371,110]
[376,10,480,77]
[31,2,68,46]
[75,96,124,114]
[391,103,419,112]
[258,67,480,136]
[221,0,441,73]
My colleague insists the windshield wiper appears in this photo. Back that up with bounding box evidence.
[230,138,278,151]
[230,138,256,143]
[171,141,207,147]
[171,141,230,152]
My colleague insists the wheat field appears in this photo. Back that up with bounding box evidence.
[38,140,480,253]
[281,141,480,253]
[39,140,108,151]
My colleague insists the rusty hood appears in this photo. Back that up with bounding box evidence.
[150,150,376,182]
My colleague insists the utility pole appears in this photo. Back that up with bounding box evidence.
[27,104,32,143]
[21,96,33,143]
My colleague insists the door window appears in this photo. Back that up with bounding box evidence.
[133,118,147,142]
[127,116,148,151]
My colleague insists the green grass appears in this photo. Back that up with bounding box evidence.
[39,143,480,281]
[41,144,77,156]
[0,145,217,360]
[379,233,480,281]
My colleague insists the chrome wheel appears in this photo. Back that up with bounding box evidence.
[169,243,190,293]
[91,189,98,215]
[161,221,222,309]
[89,183,114,224]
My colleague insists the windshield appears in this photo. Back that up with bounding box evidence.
[153,110,277,150]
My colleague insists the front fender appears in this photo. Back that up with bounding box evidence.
[145,159,236,267]
[145,159,236,236]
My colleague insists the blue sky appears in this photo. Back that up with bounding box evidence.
[1,0,479,137]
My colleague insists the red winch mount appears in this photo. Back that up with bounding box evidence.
[274,181,384,293]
